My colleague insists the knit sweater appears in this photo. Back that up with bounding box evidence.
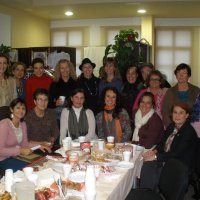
[0,119,32,161]
[25,108,59,142]
[162,83,199,127]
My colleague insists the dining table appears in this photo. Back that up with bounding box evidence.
[95,148,143,200]
[0,142,144,200]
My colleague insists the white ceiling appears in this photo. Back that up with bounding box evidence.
[1,0,200,20]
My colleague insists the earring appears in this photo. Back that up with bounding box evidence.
[10,113,13,119]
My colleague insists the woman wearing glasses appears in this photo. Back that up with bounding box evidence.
[133,70,168,120]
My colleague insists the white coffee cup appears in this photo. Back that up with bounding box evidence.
[4,169,14,192]
[107,136,115,143]
[27,173,38,185]
[23,167,33,179]
[62,137,72,151]
[59,96,66,104]
[123,151,132,162]
[63,164,72,179]
[98,139,105,150]
[78,136,86,143]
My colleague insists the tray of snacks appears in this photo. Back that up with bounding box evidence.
[113,143,134,155]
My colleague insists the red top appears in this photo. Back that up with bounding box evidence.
[25,75,53,110]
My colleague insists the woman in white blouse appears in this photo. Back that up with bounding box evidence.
[60,88,97,143]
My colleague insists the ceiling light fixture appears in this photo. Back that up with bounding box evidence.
[137,9,146,14]
[65,11,73,16]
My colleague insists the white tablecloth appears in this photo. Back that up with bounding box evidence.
[0,147,144,200]
[96,150,143,200]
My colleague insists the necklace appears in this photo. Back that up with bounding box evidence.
[84,79,98,96]
[16,81,23,97]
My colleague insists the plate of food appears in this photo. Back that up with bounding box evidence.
[90,150,120,166]
[69,171,86,183]
[62,180,85,191]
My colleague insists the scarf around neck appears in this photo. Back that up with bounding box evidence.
[132,108,155,141]
[103,111,122,143]
[68,107,89,140]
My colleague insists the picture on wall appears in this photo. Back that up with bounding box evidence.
[9,49,18,63]
[31,51,47,66]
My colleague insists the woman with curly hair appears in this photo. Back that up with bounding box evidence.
[48,59,77,121]
[96,87,132,143]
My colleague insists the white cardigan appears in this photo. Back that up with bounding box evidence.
[60,107,97,144]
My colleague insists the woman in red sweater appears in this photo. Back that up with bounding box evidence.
[25,58,53,110]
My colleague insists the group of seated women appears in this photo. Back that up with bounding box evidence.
[1,52,200,191]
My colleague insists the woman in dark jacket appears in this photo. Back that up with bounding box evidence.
[77,58,100,115]
[140,102,197,189]
[48,59,77,121]
[122,65,143,119]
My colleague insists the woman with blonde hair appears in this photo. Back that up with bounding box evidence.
[99,57,123,97]
[49,59,77,121]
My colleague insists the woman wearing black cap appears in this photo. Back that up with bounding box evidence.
[77,58,100,115]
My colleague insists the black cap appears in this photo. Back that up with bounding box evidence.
[79,58,96,71]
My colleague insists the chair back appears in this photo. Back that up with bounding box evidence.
[0,106,10,121]
[159,158,189,200]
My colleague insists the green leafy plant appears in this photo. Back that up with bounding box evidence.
[103,29,140,76]
[0,43,11,57]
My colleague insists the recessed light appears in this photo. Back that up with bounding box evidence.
[65,11,73,16]
[137,9,146,14]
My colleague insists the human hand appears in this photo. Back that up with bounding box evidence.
[143,150,155,160]
[55,97,64,106]
[20,148,32,156]
[40,145,52,153]
[41,141,53,148]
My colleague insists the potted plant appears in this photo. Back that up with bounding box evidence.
[0,43,11,57]
[103,29,141,76]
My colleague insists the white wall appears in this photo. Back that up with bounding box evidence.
[50,17,141,46]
